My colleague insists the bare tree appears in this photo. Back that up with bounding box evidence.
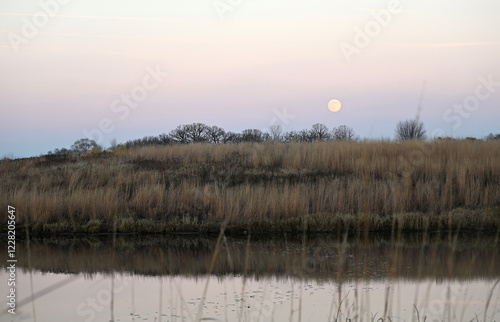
[109,138,117,150]
[332,125,358,141]
[282,130,299,143]
[299,129,314,143]
[223,131,241,143]
[205,125,226,144]
[486,133,500,140]
[158,133,173,144]
[269,124,283,142]
[169,125,190,144]
[185,123,208,142]
[71,138,99,154]
[262,131,271,142]
[241,129,264,142]
[310,123,330,141]
[394,119,427,141]
[48,147,71,156]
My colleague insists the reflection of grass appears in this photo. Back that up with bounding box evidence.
[1,140,500,234]
[2,228,499,321]
[3,232,499,281]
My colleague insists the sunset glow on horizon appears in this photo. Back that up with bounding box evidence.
[1,0,499,157]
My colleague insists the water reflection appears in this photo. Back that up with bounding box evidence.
[2,232,499,280]
[1,232,499,321]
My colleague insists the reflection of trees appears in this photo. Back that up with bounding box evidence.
[2,233,498,282]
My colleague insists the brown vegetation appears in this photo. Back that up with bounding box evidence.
[3,233,499,282]
[1,140,500,234]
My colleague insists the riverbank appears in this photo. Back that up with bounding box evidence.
[1,140,500,235]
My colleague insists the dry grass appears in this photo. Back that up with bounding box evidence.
[3,233,499,281]
[1,140,500,234]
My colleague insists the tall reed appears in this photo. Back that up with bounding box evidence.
[1,140,499,233]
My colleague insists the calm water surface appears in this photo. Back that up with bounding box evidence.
[1,232,499,321]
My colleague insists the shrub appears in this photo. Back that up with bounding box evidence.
[395,119,426,141]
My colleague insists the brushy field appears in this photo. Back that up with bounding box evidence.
[1,139,500,234]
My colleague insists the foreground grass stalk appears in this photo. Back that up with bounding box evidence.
[195,224,226,322]
[238,232,251,322]
[483,278,500,322]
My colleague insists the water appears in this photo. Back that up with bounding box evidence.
[1,232,499,321]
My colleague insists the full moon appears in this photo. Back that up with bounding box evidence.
[328,99,342,112]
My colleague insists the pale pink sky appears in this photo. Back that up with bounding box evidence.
[1,0,499,157]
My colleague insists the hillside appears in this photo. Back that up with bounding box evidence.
[1,140,500,235]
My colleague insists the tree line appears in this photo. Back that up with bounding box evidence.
[47,120,499,156]
[46,123,358,155]
[123,123,359,148]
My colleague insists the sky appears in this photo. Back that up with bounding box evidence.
[1,0,499,158]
